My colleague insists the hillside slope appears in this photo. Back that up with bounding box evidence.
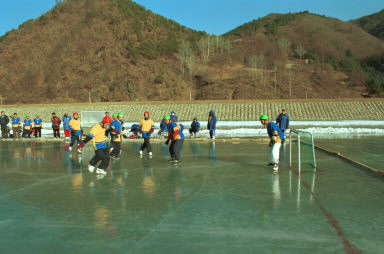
[351,9,384,40]
[0,0,203,104]
[0,4,383,104]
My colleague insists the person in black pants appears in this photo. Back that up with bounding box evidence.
[164,115,184,163]
[0,111,10,139]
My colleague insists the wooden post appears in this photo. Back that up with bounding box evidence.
[289,69,292,98]
[88,90,91,103]
[0,95,2,105]
[189,90,192,101]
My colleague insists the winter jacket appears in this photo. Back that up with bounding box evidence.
[170,111,178,122]
[160,120,168,132]
[191,121,200,131]
[62,115,72,130]
[267,122,285,143]
[207,110,217,130]
[51,116,61,129]
[276,113,290,131]
[0,115,9,125]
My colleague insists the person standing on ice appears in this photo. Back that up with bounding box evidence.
[78,117,112,175]
[11,113,21,139]
[207,110,217,139]
[276,109,289,143]
[110,113,122,159]
[62,113,72,141]
[260,115,284,171]
[189,117,200,138]
[164,115,184,164]
[1,111,10,139]
[23,115,33,138]
[51,112,61,139]
[33,114,43,138]
[139,111,155,157]
[69,112,82,152]
[104,112,112,138]
[170,111,178,122]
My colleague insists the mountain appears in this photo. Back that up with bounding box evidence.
[350,9,384,40]
[0,3,383,104]
[0,0,204,104]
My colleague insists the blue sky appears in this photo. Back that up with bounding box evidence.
[0,0,383,36]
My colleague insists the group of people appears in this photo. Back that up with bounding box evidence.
[77,110,200,175]
[1,107,290,173]
[1,111,43,139]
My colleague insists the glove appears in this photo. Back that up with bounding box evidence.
[78,142,85,149]
[213,125,215,129]
[71,129,76,134]
[122,127,125,131]
[269,140,276,147]
[165,139,170,145]
[150,128,154,134]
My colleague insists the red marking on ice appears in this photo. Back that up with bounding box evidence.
[292,169,362,254]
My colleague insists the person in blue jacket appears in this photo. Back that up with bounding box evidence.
[207,110,217,139]
[189,117,200,137]
[170,111,178,122]
[276,109,290,143]
[260,114,285,171]
[62,113,72,141]
[158,119,168,137]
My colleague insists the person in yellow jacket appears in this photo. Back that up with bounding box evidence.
[78,117,112,175]
[139,111,155,157]
[69,112,82,152]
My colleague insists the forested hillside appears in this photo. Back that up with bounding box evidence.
[0,1,383,104]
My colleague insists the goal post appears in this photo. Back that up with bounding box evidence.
[80,111,105,127]
[289,129,317,173]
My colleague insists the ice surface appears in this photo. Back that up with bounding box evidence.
[0,140,383,253]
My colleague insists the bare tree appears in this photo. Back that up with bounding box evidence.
[277,37,291,57]
[178,39,194,80]
[295,43,306,59]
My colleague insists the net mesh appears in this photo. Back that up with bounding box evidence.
[81,111,105,127]
[290,130,316,171]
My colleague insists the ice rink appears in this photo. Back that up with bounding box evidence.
[0,138,383,253]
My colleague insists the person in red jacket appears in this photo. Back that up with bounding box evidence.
[104,112,112,138]
[51,112,62,139]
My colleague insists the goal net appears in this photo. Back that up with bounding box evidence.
[289,129,317,172]
[81,111,105,127]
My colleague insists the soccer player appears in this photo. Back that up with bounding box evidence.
[207,109,217,139]
[62,113,72,141]
[260,115,284,171]
[110,113,122,159]
[164,115,184,163]
[33,114,43,138]
[69,112,82,152]
[51,112,61,139]
[11,113,21,139]
[78,117,112,175]
[23,115,33,138]
[139,111,155,156]
[276,109,290,143]
[189,117,200,138]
